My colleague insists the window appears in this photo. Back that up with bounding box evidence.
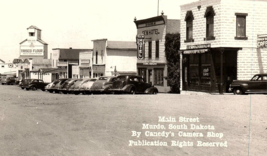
[155,41,159,58]
[204,6,215,40]
[148,41,152,59]
[96,51,98,64]
[101,50,103,63]
[154,68,164,86]
[29,32,35,36]
[143,43,145,58]
[235,13,248,40]
[184,11,194,42]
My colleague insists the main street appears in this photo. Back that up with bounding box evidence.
[0,85,266,156]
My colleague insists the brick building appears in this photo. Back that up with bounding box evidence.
[180,0,267,93]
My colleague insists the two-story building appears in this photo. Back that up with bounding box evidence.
[79,51,93,78]
[180,0,267,93]
[134,14,180,92]
[52,48,92,78]
[91,39,137,78]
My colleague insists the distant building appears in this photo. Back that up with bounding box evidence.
[79,51,93,78]
[179,0,267,93]
[91,39,137,78]
[19,25,48,60]
[134,14,180,92]
[52,48,92,78]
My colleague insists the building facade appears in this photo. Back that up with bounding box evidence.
[92,39,137,78]
[79,51,93,78]
[134,14,180,92]
[52,48,92,78]
[180,0,267,93]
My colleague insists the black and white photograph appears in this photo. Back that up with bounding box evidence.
[0,0,267,155]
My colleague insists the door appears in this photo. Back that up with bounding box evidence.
[148,69,152,85]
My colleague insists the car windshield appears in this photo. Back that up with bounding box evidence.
[116,76,126,81]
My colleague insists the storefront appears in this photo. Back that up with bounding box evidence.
[181,44,238,93]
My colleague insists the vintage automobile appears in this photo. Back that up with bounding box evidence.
[24,79,49,91]
[19,79,33,89]
[45,80,60,92]
[229,74,267,94]
[90,76,117,93]
[47,79,68,93]
[1,77,16,85]
[58,79,79,94]
[79,78,97,94]
[68,78,88,94]
[109,75,158,94]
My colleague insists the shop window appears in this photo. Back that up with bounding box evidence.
[154,68,164,86]
[235,13,248,40]
[204,6,215,41]
[29,32,35,36]
[184,10,194,43]
[155,41,159,58]
[148,41,152,59]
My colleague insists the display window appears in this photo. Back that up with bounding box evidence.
[154,68,164,86]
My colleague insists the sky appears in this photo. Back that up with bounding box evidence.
[0,0,198,63]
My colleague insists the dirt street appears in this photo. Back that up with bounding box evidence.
[0,85,266,156]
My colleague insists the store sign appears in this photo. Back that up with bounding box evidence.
[184,49,209,54]
[257,35,267,48]
[187,44,211,50]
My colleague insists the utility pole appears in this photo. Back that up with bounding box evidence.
[157,0,159,16]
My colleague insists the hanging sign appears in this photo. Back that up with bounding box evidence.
[136,35,145,60]
[257,34,267,48]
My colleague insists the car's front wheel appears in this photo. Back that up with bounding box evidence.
[234,88,243,95]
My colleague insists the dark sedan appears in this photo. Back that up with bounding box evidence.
[229,74,267,94]
[109,75,158,94]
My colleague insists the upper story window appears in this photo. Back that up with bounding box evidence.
[29,32,35,36]
[235,13,248,40]
[148,41,152,59]
[155,41,159,58]
[204,6,215,40]
[96,51,98,64]
[184,10,194,43]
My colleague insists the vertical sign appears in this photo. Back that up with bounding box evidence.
[136,35,145,60]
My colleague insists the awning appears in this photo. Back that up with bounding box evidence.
[183,49,209,54]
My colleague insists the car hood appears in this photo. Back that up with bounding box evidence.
[231,80,250,85]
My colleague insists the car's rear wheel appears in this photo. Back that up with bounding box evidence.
[152,90,158,94]
[234,88,243,95]
[21,87,24,90]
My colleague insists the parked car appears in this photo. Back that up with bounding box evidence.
[48,79,68,93]
[109,75,158,94]
[79,78,97,94]
[90,76,117,93]
[24,79,49,91]
[68,78,88,94]
[19,79,33,89]
[1,77,16,85]
[45,80,60,92]
[229,74,267,94]
[58,79,79,94]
